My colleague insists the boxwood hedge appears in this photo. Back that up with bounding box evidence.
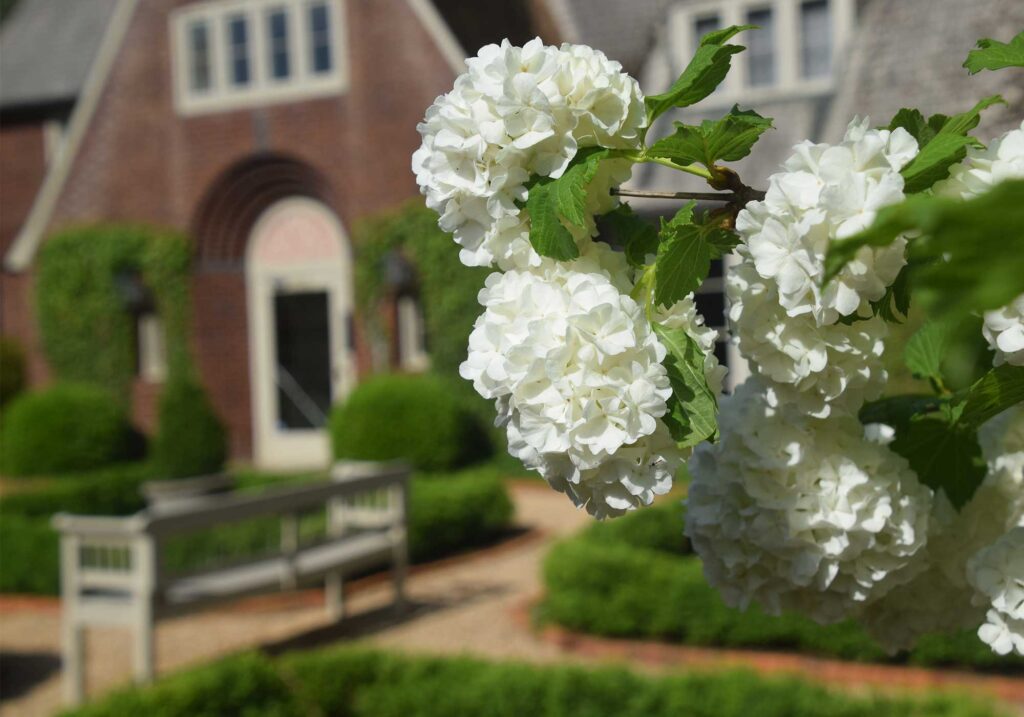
[61,646,1004,717]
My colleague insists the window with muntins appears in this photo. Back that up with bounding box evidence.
[173,0,348,115]
[800,0,832,78]
[745,8,775,87]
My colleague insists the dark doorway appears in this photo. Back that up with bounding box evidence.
[274,291,332,429]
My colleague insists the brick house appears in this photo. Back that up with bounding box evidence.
[0,0,555,469]
[2,0,1020,470]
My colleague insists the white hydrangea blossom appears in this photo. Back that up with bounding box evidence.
[968,527,1024,656]
[686,380,933,624]
[735,117,917,326]
[935,120,1024,201]
[726,261,887,418]
[460,242,721,517]
[412,39,645,269]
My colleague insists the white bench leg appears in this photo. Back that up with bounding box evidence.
[133,601,155,684]
[62,619,85,706]
[325,571,344,621]
[392,534,409,613]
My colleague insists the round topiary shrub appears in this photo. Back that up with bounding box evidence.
[1,383,132,476]
[152,379,227,478]
[330,373,492,472]
[0,336,26,408]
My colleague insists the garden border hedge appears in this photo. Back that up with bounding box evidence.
[540,503,1024,672]
[60,646,1003,717]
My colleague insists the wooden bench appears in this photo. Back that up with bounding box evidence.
[52,461,410,705]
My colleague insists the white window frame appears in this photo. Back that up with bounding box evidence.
[666,0,854,108]
[171,0,348,116]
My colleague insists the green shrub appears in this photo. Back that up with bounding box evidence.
[331,373,491,471]
[0,514,59,594]
[408,467,514,562]
[0,463,153,518]
[0,336,26,408]
[0,384,133,476]
[541,530,1024,672]
[152,380,227,478]
[63,646,1004,717]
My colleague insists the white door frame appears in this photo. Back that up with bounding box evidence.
[245,197,355,469]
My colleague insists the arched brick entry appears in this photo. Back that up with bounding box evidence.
[191,153,333,270]
[189,154,346,465]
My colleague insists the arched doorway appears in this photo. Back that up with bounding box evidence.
[246,197,355,468]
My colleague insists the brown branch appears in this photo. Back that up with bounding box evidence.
[611,186,767,203]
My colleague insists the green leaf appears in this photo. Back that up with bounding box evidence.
[958,364,1024,428]
[653,323,718,448]
[859,394,944,433]
[603,204,658,268]
[904,320,951,385]
[899,95,1004,193]
[824,179,1024,317]
[553,148,609,228]
[654,224,709,308]
[889,407,985,509]
[644,26,752,124]
[526,149,611,260]
[888,109,936,146]
[647,107,773,169]
[964,31,1024,74]
[870,265,911,323]
[526,180,579,261]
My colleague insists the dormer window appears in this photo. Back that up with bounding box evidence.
[172,0,348,116]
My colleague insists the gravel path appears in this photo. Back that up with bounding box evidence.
[2,482,1021,716]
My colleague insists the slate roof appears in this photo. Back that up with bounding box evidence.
[0,0,118,110]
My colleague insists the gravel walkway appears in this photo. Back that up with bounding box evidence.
[2,482,1021,716]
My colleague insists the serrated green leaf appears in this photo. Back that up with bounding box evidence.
[964,31,1024,74]
[859,394,944,433]
[899,95,1004,193]
[890,409,985,509]
[604,204,658,268]
[653,323,718,448]
[526,180,579,261]
[553,148,609,228]
[663,202,696,231]
[655,225,710,308]
[647,106,773,168]
[904,320,951,384]
[644,26,752,123]
[888,108,936,146]
[958,364,1024,428]
[824,179,1024,318]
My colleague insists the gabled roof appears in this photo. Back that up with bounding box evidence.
[0,0,118,111]
[544,0,667,75]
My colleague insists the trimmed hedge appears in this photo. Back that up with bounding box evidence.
[331,373,492,472]
[0,384,134,476]
[152,380,227,478]
[62,646,1003,717]
[0,464,512,595]
[541,506,1024,672]
[0,336,26,408]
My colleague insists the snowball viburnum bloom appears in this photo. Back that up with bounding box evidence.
[412,39,645,269]
[685,380,933,625]
[982,294,1024,367]
[736,117,917,326]
[726,261,887,418]
[968,527,1024,656]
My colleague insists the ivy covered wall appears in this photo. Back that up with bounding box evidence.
[354,201,490,379]
[35,225,193,399]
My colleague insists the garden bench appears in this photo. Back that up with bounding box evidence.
[52,460,410,705]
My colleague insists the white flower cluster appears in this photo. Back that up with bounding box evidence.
[461,242,720,518]
[415,40,722,518]
[727,118,918,417]
[686,380,932,624]
[688,118,938,627]
[412,39,645,270]
[936,121,1024,368]
[970,527,1024,656]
